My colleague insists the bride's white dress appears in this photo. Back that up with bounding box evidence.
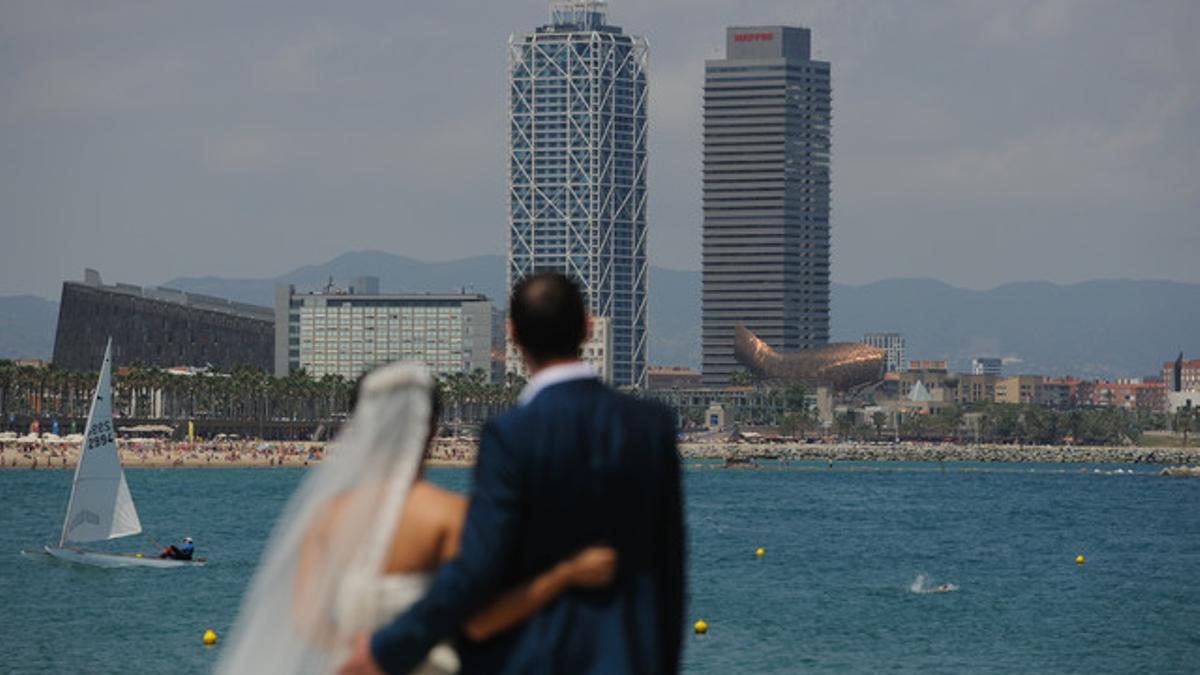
[335,564,460,674]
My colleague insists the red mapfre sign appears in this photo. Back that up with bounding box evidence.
[734,32,773,42]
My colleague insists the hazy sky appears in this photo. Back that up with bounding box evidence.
[2,0,1197,299]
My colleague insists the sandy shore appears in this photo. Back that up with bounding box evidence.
[0,438,479,470]
[3,438,1199,471]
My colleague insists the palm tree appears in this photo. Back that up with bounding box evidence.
[834,411,856,441]
[780,410,813,438]
[17,363,47,418]
[319,374,351,418]
[464,369,488,424]
[940,406,965,442]
[0,360,15,426]
[783,383,808,413]
[502,372,526,406]
[872,411,886,439]
[1176,406,1196,448]
[728,370,754,387]
[148,367,170,419]
[43,366,65,424]
[440,372,466,430]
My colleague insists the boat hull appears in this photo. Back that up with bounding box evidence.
[43,545,205,568]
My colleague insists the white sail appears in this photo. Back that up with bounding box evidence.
[59,339,142,545]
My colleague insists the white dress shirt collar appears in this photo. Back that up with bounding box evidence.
[517,361,598,406]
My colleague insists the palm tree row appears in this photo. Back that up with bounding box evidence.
[0,361,357,424]
[0,360,525,428]
[435,370,527,429]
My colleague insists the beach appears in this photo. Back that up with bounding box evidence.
[3,436,1199,471]
[0,437,478,470]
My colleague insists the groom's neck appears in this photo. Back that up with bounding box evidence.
[525,356,581,378]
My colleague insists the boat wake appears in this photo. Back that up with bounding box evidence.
[910,573,958,594]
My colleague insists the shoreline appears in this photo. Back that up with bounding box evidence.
[680,441,1200,466]
[0,438,479,471]
[2,438,1198,471]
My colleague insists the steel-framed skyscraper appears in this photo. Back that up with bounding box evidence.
[701,26,832,386]
[507,1,649,388]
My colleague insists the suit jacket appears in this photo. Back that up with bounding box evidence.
[371,377,686,674]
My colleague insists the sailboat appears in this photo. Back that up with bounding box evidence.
[38,339,205,568]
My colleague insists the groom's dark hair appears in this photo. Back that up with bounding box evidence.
[510,272,587,364]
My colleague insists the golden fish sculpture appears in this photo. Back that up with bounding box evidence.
[733,325,885,391]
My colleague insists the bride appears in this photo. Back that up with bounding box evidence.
[217,363,616,674]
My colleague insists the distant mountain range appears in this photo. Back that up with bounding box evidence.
[3,250,1196,379]
[831,278,1198,379]
[0,295,59,362]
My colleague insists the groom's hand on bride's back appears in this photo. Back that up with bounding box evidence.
[563,545,618,588]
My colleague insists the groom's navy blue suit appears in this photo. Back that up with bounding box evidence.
[371,376,685,674]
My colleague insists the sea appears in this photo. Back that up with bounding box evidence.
[2,462,1198,674]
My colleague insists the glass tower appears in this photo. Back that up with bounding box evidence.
[701,26,832,385]
[507,1,649,388]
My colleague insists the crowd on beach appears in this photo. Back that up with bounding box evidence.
[0,435,481,470]
[0,437,323,469]
[0,441,75,469]
[5,434,1198,471]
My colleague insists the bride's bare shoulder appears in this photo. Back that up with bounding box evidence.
[408,480,468,518]
[383,481,468,569]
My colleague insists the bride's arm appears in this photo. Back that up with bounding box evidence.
[461,546,616,642]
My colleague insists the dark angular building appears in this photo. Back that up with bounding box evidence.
[701,26,832,385]
[52,269,274,372]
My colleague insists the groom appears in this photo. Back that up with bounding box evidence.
[340,272,685,674]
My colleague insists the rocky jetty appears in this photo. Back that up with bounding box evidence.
[680,441,1200,466]
[1159,466,1200,477]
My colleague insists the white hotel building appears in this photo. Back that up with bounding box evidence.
[275,280,493,381]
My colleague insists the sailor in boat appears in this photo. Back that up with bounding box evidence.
[160,537,195,561]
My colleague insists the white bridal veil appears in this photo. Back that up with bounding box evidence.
[216,363,434,674]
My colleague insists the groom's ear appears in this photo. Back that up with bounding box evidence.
[508,318,532,367]
[583,313,593,344]
[507,318,520,349]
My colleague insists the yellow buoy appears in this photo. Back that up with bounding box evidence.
[694,619,708,635]
[135,553,143,558]
[1075,555,1085,565]
[755,547,765,558]
[203,629,218,646]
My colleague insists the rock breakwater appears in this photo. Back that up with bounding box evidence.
[680,442,1200,466]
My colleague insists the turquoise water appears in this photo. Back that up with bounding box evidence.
[2,463,1198,673]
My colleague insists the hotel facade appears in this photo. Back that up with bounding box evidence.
[275,281,493,381]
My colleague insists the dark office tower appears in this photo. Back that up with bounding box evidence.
[508,1,649,388]
[701,26,831,386]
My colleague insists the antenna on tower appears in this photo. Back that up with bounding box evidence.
[550,0,608,27]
